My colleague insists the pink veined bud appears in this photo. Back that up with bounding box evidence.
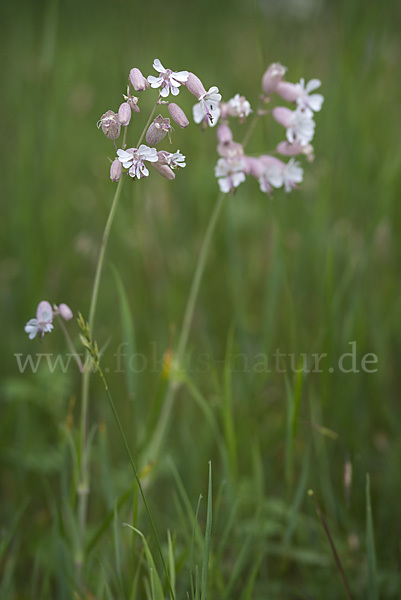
[168,103,189,128]
[185,72,207,99]
[110,158,122,181]
[272,106,293,128]
[145,115,172,145]
[37,301,53,324]
[276,81,299,103]
[58,303,73,321]
[151,160,176,180]
[259,155,285,170]
[118,102,132,126]
[262,62,287,96]
[98,110,121,140]
[217,140,244,159]
[216,124,233,144]
[243,156,265,178]
[129,67,150,92]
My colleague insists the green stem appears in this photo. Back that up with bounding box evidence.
[143,192,226,463]
[76,95,161,581]
[76,175,125,577]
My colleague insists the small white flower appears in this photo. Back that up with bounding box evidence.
[25,301,54,339]
[286,107,316,146]
[215,158,246,193]
[117,145,158,179]
[227,94,252,119]
[295,78,324,112]
[193,86,222,126]
[147,58,189,98]
[263,158,303,193]
[165,150,186,169]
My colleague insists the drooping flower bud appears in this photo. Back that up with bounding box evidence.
[276,81,299,103]
[58,303,73,321]
[110,158,122,181]
[145,115,172,146]
[168,103,189,128]
[97,110,121,140]
[185,72,207,99]
[272,106,293,128]
[151,156,176,180]
[129,67,150,92]
[243,156,265,178]
[261,63,287,96]
[118,102,131,126]
[216,124,233,145]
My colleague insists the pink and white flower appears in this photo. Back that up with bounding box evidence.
[117,145,158,179]
[25,301,54,339]
[273,106,316,146]
[295,78,324,112]
[193,86,222,126]
[164,150,186,169]
[261,158,304,193]
[147,59,189,98]
[215,157,246,193]
[226,94,252,119]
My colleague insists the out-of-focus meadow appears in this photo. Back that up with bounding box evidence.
[1,0,401,597]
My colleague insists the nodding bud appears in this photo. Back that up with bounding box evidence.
[110,158,122,181]
[216,124,233,145]
[277,140,305,156]
[145,115,172,145]
[262,62,287,96]
[243,156,265,178]
[58,303,73,321]
[118,102,131,126]
[185,72,207,99]
[97,110,121,140]
[168,103,189,128]
[276,81,299,103]
[272,106,293,128]
[152,153,176,180]
[129,67,150,92]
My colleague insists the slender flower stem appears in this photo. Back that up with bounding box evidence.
[143,192,226,464]
[76,96,161,581]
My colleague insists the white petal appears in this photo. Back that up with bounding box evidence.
[171,86,180,96]
[153,59,164,73]
[305,78,321,93]
[308,93,324,112]
[193,103,204,124]
[218,177,231,193]
[148,75,162,87]
[232,172,245,188]
[160,87,169,98]
[173,70,189,82]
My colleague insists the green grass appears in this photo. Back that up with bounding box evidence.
[1,0,401,597]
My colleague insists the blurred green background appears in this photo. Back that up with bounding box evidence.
[1,0,401,597]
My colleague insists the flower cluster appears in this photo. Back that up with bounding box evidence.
[189,62,323,195]
[99,58,221,183]
[25,301,73,340]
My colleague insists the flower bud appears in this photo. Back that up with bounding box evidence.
[217,140,244,159]
[97,110,121,140]
[127,95,140,113]
[118,102,131,126]
[262,62,287,96]
[243,156,264,178]
[145,115,172,145]
[185,72,207,99]
[272,106,293,128]
[151,160,176,180]
[276,81,299,103]
[58,303,73,321]
[168,103,189,128]
[129,67,150,92]
[110,158,122,181]
[216,124,233,144]
[37,301,53,324]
